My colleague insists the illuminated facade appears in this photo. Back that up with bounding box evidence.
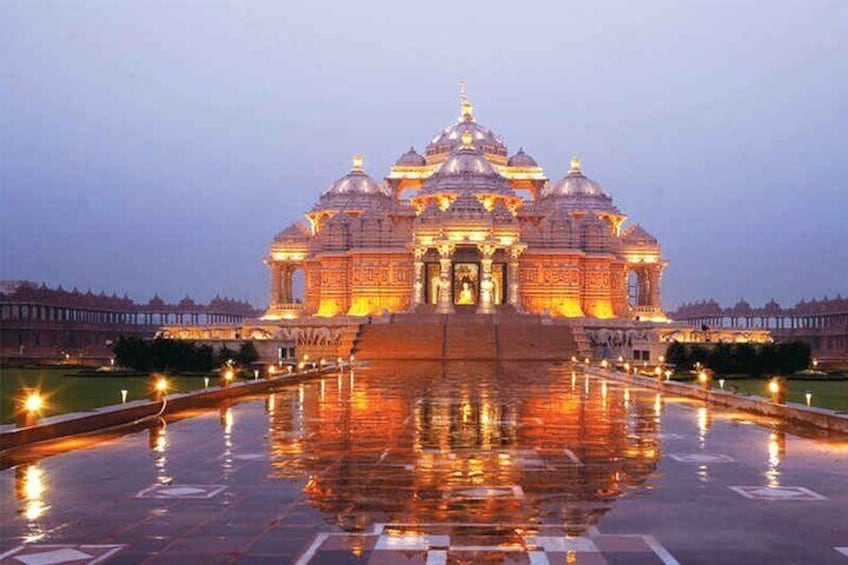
[265,87,667,321]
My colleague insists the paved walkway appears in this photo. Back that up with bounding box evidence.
[1,361,847,564]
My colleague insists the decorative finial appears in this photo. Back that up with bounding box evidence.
[460,80,473,120]
[461,129,474,147]
[352,154,364,171]
[570,155,581,173]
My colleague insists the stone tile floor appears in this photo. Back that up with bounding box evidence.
[0,361,847,563]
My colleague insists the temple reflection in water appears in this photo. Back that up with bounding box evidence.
[266,362,660,535]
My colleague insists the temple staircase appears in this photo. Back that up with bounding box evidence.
[351,312,578,361]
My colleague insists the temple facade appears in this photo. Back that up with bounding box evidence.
[264,88,667,321]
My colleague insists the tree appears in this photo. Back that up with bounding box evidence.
[235,341,259,365]
[666,341,687,369]
[217,344,236,365]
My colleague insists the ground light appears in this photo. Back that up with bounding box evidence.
[221,368,235,388]
[152,377,168,402]
[121,389,128,403]
[768,377,786,404]
[17,390,43,428]
[698,370,712,391]
[806,391,813,407]
[719,378,726,390]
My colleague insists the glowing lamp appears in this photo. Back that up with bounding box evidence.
[805,391,812,407]
[768,377,786,404]
[664,370,672,381]
[624,363,631,372]
[24,393,42,413]
[156,378,168,393]
[571,356,577,363]
[601,359,609,369]
[719,378,725,390]
[697,371,708,383]
[121,389,128,403]
[224,370,234,382]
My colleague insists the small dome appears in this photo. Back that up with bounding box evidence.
[539,156,619,213]
[322,155,389,197]
[507,147,538,167]
[311,155,392,214]
[395,147,426,167]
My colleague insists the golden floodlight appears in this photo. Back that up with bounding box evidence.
[155,378,168,393]
[768,379,780,394]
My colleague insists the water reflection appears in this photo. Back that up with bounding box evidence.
[265,362,661,535]
[14,462,48,540]
[220,403,234,476]
[148,419,170,485]
[766,430,786,487]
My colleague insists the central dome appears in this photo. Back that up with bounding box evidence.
[421,131,512,194]
[425,88,508,160]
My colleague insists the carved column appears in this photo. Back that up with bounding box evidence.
[281,265,294,303]
[411,246,428,309]
[435,241,455,314]
[476,242,498,314]
[269,262,282,307]
[507,244,526,311]
[649,264,664,309]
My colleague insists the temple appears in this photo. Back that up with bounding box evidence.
[263,86,668,321]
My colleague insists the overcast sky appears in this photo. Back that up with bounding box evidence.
[1,1,846,310]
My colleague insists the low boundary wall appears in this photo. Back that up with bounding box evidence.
[0,364,349,452]
[585,366,848,434]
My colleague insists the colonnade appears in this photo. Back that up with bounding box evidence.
[410,241,525,314]
[0,303,245,326]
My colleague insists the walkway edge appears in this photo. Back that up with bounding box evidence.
[0,365,349,452]
[586,367,848,434]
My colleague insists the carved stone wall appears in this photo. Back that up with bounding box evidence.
[348,252,413,316]
[519,252,583,317]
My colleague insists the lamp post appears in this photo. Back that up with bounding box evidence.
[152,376,168,402]
[697,370,712,392]
[15,388,42,428]
[768,377,786,404]
[220,367,235,388]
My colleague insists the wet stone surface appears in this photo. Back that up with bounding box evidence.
[1,361,847,564]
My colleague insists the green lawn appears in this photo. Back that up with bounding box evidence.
[713,378,848,412]
[0,367,213,423]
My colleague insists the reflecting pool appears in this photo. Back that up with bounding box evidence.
[1,361,847,564]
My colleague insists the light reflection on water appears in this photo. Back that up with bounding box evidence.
[266,362,662,535]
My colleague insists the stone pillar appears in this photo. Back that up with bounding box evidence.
[280,265,293,303]
[435,241,455,314]
[507,245,526,311]
[411,246,427,309]
[476,242,497,314]
[649,264,663,308]
[269,263,282,307]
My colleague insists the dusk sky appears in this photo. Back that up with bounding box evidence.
[1,1,846,311]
